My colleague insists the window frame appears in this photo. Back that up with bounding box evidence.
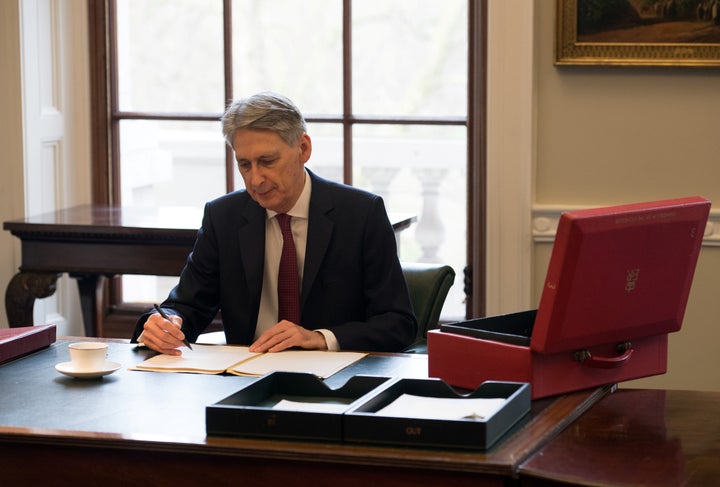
[87,0,486,325]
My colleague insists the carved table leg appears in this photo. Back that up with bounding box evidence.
[5,272,61,327]
[72,274,107,337]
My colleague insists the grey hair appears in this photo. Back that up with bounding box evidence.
[221,92,307,147]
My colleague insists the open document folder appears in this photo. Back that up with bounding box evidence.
[131,344,366,379]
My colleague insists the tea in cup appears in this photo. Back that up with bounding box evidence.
[69,342,108,371]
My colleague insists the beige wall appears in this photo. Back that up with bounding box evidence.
[532,2,720,391]
[0,1,90,334]
[0,1,26,330]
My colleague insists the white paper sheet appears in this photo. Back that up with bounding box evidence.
[375,394,507,420]
[272,399,350,414]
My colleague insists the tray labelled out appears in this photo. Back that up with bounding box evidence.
[343,379,531,450]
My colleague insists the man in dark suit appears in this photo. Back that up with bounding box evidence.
[132,92,417,355]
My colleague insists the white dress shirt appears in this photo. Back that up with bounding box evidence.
[255,169,339,351]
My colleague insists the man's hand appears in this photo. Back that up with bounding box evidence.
[249,320,328,353]
[141,313,187,356]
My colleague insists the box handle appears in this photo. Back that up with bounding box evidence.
[573,342,633,369]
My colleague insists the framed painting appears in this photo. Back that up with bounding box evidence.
[556,0,720,66]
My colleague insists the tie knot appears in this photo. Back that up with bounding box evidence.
[276,213,292,233]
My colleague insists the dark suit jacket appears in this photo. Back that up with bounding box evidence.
[132,170,417,352]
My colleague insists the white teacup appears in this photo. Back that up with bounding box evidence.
[69,342,108,372]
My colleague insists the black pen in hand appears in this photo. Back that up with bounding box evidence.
[153,304,193,350]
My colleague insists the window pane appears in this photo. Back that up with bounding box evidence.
[110,0,471,320]
[232,0,343,114]
[116,0,224,112]
[119,120,226,207]
[353,0,467,117]
[305,123,344,184]
[354,124,467,320]
[124,275,182,304]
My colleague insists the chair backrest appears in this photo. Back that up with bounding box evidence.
[402,262,456,341]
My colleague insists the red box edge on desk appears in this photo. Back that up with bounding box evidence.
[0,324,57,365]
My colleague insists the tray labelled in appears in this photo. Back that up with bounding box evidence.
[343,379,531,450]
[206,371,393,442]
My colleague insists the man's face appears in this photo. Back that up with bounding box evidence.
[233,128,311,214]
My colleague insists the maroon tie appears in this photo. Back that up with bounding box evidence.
[276,213,300,324]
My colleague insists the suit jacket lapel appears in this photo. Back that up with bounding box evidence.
[302,172,335,307]
[237,200,266,321]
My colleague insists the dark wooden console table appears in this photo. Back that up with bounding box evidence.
[518,388,720,486]
[4,205,416,336]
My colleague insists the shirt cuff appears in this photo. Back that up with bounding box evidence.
[316,329,340,351]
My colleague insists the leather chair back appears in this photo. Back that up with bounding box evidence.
[402,262,455,352]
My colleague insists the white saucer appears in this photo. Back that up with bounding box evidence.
[55,360,122,379]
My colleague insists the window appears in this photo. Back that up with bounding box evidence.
[90,0,486,324]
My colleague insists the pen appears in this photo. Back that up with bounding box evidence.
[153,303,193,350]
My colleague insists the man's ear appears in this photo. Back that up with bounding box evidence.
[299,133,312,163]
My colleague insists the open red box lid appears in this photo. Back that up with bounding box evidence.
[532,196,711,354]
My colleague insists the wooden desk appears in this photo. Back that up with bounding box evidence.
[0,338,611,486]
[518,388,720,486]
[3,205,416,336]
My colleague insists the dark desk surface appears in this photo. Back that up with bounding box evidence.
[0,338,428,441]
[519,388,720,487]
[0,338,610,486]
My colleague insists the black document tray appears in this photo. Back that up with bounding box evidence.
[206,372,392,442]
[343,379,531,450]
[440,310,536,347]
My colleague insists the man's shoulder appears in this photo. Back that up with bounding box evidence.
[310,170,379,203]
[206,189,252,208]
[203,189,263,223]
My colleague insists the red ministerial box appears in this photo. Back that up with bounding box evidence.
[429,196,711,399]
[0,324,57,365]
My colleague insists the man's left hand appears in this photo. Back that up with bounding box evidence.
[249,320,328,352]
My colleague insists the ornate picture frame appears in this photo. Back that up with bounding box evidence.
[556,0,720,66]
